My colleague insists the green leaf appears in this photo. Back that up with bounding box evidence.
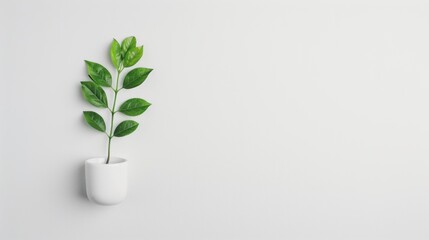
[110,39,122,70]
[83,111,106,132]
[123,46,143,67]
[114,120,139,137]
[122,67,153,89]
[121,36,136,57]
[84,60,112,87]
[80,81,108,108]
[119,98,151,116]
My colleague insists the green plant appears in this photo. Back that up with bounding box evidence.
[81,36,153,164]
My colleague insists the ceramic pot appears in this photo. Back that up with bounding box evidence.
[85,157,128,205]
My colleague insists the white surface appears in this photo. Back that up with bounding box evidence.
[1,0,429,239]
[85,157,128,206]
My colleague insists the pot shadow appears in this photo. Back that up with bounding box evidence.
[76,162,88,201]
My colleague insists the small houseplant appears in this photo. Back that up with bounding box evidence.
[81,36,153,205]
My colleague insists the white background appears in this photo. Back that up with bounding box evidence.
[1,0,429,239]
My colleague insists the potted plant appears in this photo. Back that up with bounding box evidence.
[81,36,153,205]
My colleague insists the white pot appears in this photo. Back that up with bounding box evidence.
[85,157,128,206]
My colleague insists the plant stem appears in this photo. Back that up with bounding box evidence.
[106,69,121,164]
[107,137,112,164]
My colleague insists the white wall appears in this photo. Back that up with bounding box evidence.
[1,0,429,239]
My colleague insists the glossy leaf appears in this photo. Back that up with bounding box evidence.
[110,39,122,70]
[83,111,106,132]
[114,120,139,137]
[122,67,152,89]
[119,98,151,116]
[123,46,143,67]
[80,81,108,108]
[84,60,112,87]
[121,36,136,56]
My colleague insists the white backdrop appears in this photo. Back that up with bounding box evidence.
[1,0,429,239]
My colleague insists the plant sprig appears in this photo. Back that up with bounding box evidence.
[81,36,153,164]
